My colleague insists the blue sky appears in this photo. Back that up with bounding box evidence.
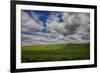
[21,10,90,45]
[24,10,50,23]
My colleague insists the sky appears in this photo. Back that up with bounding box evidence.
[21,10,90,46]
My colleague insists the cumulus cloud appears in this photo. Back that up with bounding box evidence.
[21,10,44,32]
[63,12,90,35]
[45,12,90,43]
[46,14,66,34]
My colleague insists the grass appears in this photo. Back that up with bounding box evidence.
[21,43,90,63]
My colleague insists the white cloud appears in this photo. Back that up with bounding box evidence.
[22,31,68,46]
[21,11,44,32]
[62,12,90,34]
[45,12,90,43]
[46,14,66,34]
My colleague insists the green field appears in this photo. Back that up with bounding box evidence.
[21,43,90,63]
